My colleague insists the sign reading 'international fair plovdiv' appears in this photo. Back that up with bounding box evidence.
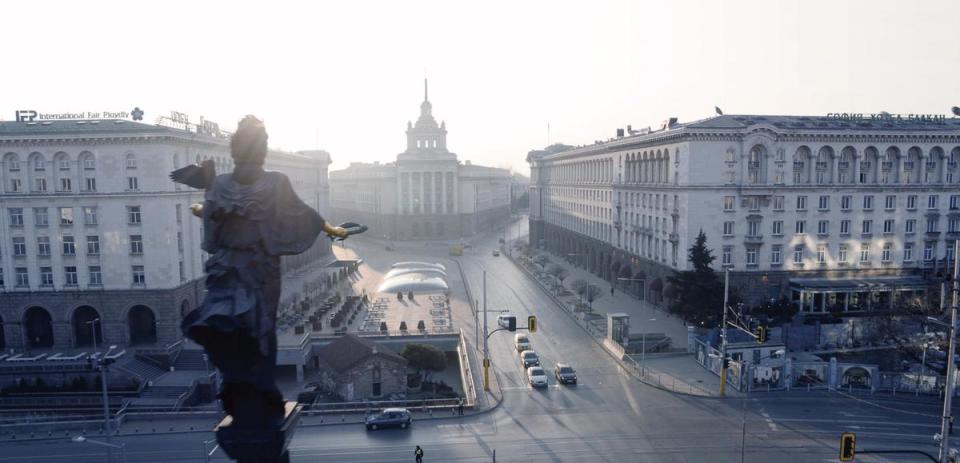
[15,107,144,122]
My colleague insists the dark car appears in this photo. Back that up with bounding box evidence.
[555,363,578,385]
[365,408,412,431]
[520,350,541,368]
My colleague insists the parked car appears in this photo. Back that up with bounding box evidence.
[554,362,578,385]
[365,408,412,431]
[514,333,531,352]
[492,249,501,257]
[520,350,541,368]
[527,366,548,387]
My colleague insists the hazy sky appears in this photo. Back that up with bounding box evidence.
[2,0,958,173]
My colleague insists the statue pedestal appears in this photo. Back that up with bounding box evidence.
[215,401,302,463]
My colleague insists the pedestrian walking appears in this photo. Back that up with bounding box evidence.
[610,286,615,296]
[458,398,464,416]
[951,415,955,435]
[415,445,424,463]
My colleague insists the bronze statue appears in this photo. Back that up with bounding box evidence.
[172,116,362,461]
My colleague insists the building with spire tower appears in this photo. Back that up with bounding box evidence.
[329,80,511,240]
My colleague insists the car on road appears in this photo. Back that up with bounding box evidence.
[492,249,500,257]
[514,333,531,352]
[497,312,516,330]
[520,350,541,368]
[554,363,578,385]
[527,366,548,387]
[365,408,412,431]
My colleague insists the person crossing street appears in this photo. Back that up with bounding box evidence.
[415,445,424,463]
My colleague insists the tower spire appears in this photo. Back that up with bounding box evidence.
[424,78,428,101]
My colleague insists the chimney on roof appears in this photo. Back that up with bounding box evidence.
[616,128,625,138]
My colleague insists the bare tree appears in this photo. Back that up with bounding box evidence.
[547,263,570,292]
[584,284,602,311]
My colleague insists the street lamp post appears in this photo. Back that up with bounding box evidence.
[94,344,118,463]
[739,348,786,463]
[939,240,960,463]
[640,318,656,377]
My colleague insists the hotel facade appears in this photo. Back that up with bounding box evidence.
[528,114,960,311]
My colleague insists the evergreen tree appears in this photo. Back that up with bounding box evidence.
[667,230,724,327]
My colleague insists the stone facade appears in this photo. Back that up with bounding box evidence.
[529,115,960,308]
[0,117,333,351]
[329,81,511,240]
[318,355,408,402]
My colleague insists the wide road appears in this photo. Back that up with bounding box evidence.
[0,219,947,462]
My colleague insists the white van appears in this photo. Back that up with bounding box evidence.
[514,333,531,352]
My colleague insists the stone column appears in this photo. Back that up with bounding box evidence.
[941,156,949,184]
[831,155,839,184]
[919,154,928,184]
[851,153,860,184]
[441,172,447,214]
[419,172,425,214]
[897,157,905,184]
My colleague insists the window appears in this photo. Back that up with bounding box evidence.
[818,195,830,210]
[130,235,143,254]
[793,246,804,264]
[773,196,784,210]
[904,243,914,262]
[841,195,852,210]
[924,242,936,262]
[127,176,139,190]
[34,208,48,227]
[863,195,873,210]
[746,248,757,265]
[860,244,870,263]
[723,221,735,236]
[906,219,916,234]
[175,204,182,225]
[12,237,26,256]
[58,177,72,192]
[33,177,47,192]
[9,208,24,226]
[862,220,872,235]
[838,244,848,263]
[747,221,760,237]
[126,154,137,169]
[817,220,829,235]
[796,196,807,210]
[0,269,3,288]
[927,218,939,233]
[882,243,892,262]
[83,157,95,170]
[723,196,735,211]
[795,220,806,234]
[33,157,45,171]
[772,220,783,235]
[132,265,146,285]
[86,236,100,255]
[59,207,74,226]
[64,266,78,286]
[84,177,96,192]
[15,267,29,287]
[37,237,50,256]
[40,267,53,286]
[817,244,826,263]
[8,159,20,171]
[89,266,102,286]
[907,195,917,210]
[948,244,956,262]
[929,195,939,210]
[127,206,142,224]
[771,245,782,265]
[83,207,97,225]
[177,231,184,252]
[950,218,960,233]
[62,235,76,255]
[722,246,733,266]
[10,178,22,192]
[885,195,896,210]
[951,195,960,210]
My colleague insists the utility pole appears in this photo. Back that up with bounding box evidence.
[719,269,729,397]
[483,270,490,391]
[939,240,959,463]
[98,345,116,463]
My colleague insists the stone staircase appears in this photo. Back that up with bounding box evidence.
[118,357,167,382]
[173,350,207,371]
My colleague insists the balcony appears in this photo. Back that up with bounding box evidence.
[748,161,760,169]
[881,162,893,170]
[793,161,805,170]
[904,162,915,171]
[669,233,679,242]
[816,162,828,171]
[743,235,763,244]
[838,161,850,169]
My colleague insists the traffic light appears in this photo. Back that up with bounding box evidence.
[528,315,537,333]
[757,325,767,344]
[507,316,517,332]
[839,432,856,462]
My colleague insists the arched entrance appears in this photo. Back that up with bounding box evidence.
[72,306,103,348]
[128,305,157,345]
[842,367,871,388]
[23,306,54,349]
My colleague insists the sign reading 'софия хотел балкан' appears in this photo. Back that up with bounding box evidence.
[826,112,947,122]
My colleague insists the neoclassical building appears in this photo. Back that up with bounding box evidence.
[329,81,511,240]
[0,118,332,351]
[528,114,960,311]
